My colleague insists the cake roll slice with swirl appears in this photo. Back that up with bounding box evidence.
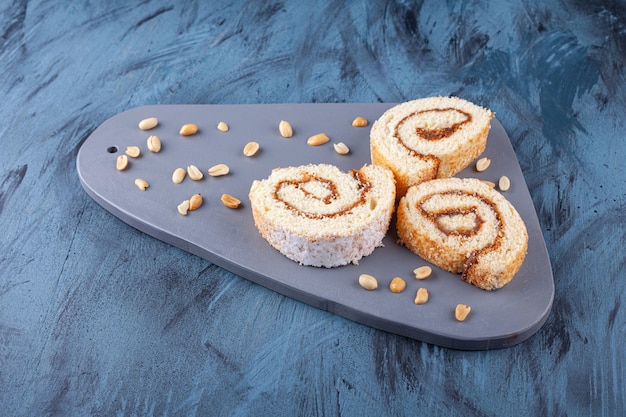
[396,178,528,290]
[370,96,494,198]
[249,163,396,268]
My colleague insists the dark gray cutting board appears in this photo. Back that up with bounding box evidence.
[76,103,554,350]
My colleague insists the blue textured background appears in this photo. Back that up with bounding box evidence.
[1,1,624,415]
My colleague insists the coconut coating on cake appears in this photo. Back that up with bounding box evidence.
[396,178,528,290]
[370,96,494,198]
[249,163,396,268]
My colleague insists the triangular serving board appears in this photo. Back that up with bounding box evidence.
[77,103,554,350]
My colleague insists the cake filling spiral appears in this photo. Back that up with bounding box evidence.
[274,169,371,219]
[395,108,472,145]
[418,190,502,266]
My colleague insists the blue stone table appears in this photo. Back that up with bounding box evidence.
[1,1,624,415]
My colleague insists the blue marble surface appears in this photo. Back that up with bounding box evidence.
[0,0,624,415]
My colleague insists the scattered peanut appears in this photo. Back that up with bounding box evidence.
[476,157,491,172]
[413,266,432,280]
[187,165,204,181]
[358,274,378,290]
[134,178,149,191]
[208,163,229,177]
[221,193,241,209]
[333,142,349,155]
[138,117,158,130]
[389,277,406,293]
[279,120,293,138]
[352,116,368,127]
[243,141,260,157]
[116,155,129,171]
[172,167,187,184]
[414,288,429,305]
[147,135,162,153]
[179,123,198,136]
[307,133,330,146]
[499,175,511,191]
[189,193,203,211]
[217,121,229,132]
[455,304,471,321]
[481,180,496,188]
[177,200,190,216]
[125,146,141,158]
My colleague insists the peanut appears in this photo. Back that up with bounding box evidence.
[116,155,129,171]
[476,157,491,172]
[414,288,429,305]
[413,266,432,280]
[177,200,190,216]
[125,146,141,158]
[243,141,260,157]
[172,167,187,184]
[134,178,149,191]
[358,274,378,290]
[307,133,330,146]
[455,304,471,321]
[352,116,368,127]
[389,277,406,293]
[179,123,198,136]
[481,180,496,188]
[138,117,158,130]
[221,193,241,209]
[217,121,229,132]
[333,142,349,155]
[499,175,511,191]
[279,120,293,138]
[187,165,204,181]
[208,163,229,177]
[147,135,161,153]
[189,193,203,211]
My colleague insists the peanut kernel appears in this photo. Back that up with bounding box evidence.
[221,193,241,209]
[414,288,429,305]
[389,277,406,293]
[499,175,511,191]
[138,117,158,130]
[208,163,229,177]
[116,155,129,171]
[187,165,204,181]
[455,304,471,321]
[352,116,368,127]
[217,121,229,132]
[172,168,187,184]
[134,178,149,191]
[125,146,141,158]
[177,200,190,216]
[358,274,378,290]
[189,193,203,211]
[333,142,349,155]
[413,266,432,280]
[179,123,198,136]
[307,133,330,146]
[476,157,491,172]
[279,120,293,138]
[146,135,162,153]
[243,141,260,157]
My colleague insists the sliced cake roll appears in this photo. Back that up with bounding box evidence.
[370,96,494,198]
[249,163,396,268]
[396,178,528,290]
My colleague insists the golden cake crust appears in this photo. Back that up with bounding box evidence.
[396,178,528,290]
[370,96,494,199]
